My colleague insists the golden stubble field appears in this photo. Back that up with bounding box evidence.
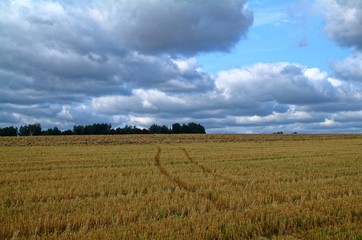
[0,134,362,239]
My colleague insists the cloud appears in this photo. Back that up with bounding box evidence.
[103,0,253,54]
[2,0,240,129]
[88,61,362,133]
[57,105,73,121]
[92,89,188,114]
[215,63,336,105]
[320,118,336,127]
[0,0,228,106]
[234,110,314,126]
[314,0,362,87]
[316,0,362,50]
[299,37,309,47]
[253,7,286,27]
[331,52,362,82]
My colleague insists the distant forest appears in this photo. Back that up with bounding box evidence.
[0,122,206,136]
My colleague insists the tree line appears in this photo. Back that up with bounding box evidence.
[0,122,206,136]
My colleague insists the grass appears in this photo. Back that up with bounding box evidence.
[0,134,362,239]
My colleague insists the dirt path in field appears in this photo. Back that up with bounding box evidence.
[154,146,231,210]
[180,147,245,187]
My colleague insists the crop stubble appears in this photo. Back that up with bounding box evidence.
[0,134,362,239]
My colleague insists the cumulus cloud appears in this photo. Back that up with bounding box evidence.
[88,61,362,132]
[3,0,245,129]
[331,52,362,82]
[0,0,230,107]
[215,63,336,105]
[315,0,362,84]
[92,89,188,114]
[103,0,253,54]
[316,0,362,50]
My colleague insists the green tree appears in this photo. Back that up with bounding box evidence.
[73,125,85,135]
[0,126,18,136]
[19,123,42,136]
[42,127,61,135]
[149,124,171,134]
[172,123,181,134]
[160,125,170,134]
[187,122,206,134]
[62,130,73,135]
[180,124,189,133]
[149,124,161,134]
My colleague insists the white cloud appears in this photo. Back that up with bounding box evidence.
[234,110,313,125]
[172,58,199,73]
[215,62,335,105]
[91,89,189,114]
[304,68,328,81]
[129,116,155,127]
[331,52,362,82]
[316,0,362,50]
[57,105,73,120]
[252,5,287,27]
[315,0,362,96]
[327,77,343,87]
[320,118,336,127]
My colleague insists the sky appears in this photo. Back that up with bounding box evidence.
[0,0,362,133]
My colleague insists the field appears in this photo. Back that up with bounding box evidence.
[1,134,362,239]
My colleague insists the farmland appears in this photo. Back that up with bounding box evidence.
[1,134,362,239]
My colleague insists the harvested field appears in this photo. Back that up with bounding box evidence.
[1,134,362,239]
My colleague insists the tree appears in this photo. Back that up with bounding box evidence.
[0,126,18,136]
[149,124,170,134]
[19,123,42,136]
[180,124,189,133]
[187,122,206,134]
[149,124,161,134]
[123,125,133,134]
[160,125,170,134]
[62,130,73,135]
[172,123,181,134]
[42,127,61,135]
[10,121,205,136]
[131,126,143,134]
[150,122,205,134]
[73,123,112,135]
[73,125,85,135]
[141,128,150,134]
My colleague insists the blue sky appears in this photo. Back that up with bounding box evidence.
[1,0,362,133]
[198,0,352,74]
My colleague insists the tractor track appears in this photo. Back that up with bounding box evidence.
[155,146,196,192]
[154,146,231,211]
[180,147,246,187]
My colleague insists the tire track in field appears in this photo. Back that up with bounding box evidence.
[155,147,196,192]
[155,146,231,210]
[180,147,245,187]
